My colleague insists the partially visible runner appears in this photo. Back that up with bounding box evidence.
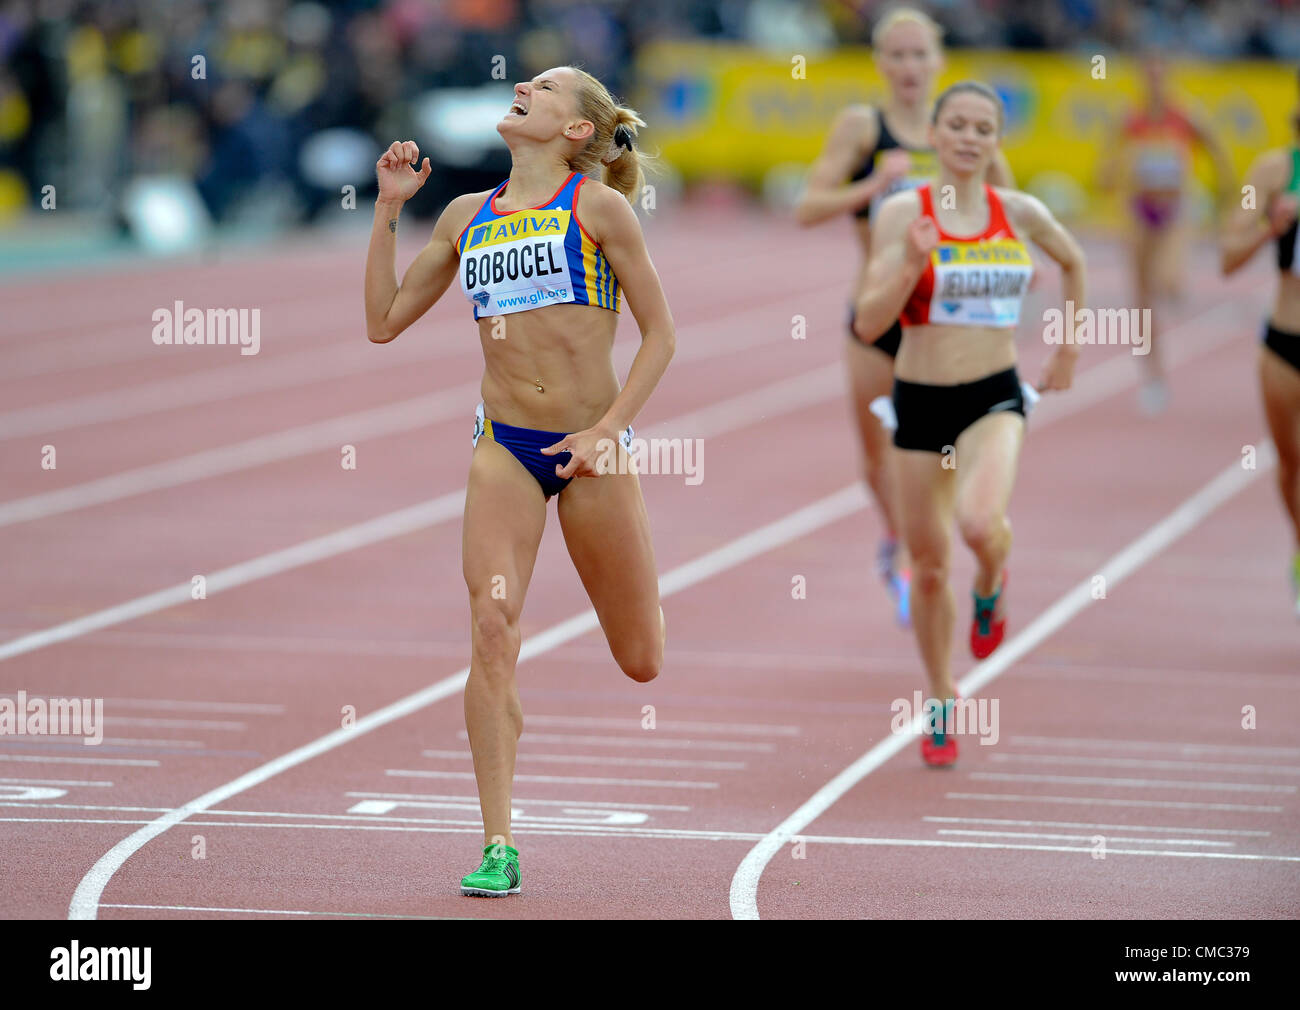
[795,7,1014,628]
[364,67,674,894]
[1101,51,1231,414]
[854,81,1086,766]
[1220,69,1300,617]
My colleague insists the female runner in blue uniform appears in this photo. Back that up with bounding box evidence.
[796,7,1013,627]
[1221,70,1300,616]
[364,67,674,893]
[854,82,1086,766]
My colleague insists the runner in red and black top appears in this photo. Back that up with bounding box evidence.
[854,81,1086,767]
[795,7,1014,629]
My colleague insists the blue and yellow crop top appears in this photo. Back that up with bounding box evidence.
[457,171,621,320]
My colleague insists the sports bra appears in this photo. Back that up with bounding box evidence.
[1123,107,1196,191]
[457,171,621,320]
[1277,148,1300,276]
[900,183,1034,329]
[848,107,938,220]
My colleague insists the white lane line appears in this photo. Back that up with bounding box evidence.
[99,903,465,920]
[344,791,692,811]
[385,769,720,789]
[0,383,478,528]
[728,445,1278,920]
[0,493,465,664]
[460,732,778,753]
[419,749,746,771]
[102,717,244,731]
[1008,735,1300,758]
[0,776,113,787]
[522,715,801,736]
[988,753,1300,775]
[0,342,459,440]
[969,772,1295,794]
[934,829,1234,847]
[0,754,158,767]
[32,818,1300,862]
[0,694,284,714]
[11,738,203,749]
[945,792,1284,813]
[921,816,1270,837]
[67,484,865,920]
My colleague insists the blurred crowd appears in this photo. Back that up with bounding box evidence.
[0,0,1296,226]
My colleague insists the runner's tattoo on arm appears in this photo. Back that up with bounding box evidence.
[388,219,397,234]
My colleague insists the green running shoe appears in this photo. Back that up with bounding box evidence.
[460,843,521,897]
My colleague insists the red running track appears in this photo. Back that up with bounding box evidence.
[0,208,1295,920]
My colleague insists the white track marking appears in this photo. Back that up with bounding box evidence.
[344,791,692,811]
[522,714,800,736]
[67,485,865,919]
[0,776,112,787]
[459,732,777,753]
[27,818,1300,862]
[13,738,203,749]
[935,829,1233,846]
[0,754,158,767]
[102,717,244,730]
[1010,664,1300,690]
[0,384,478,528]
[0,693,283,714]
[1008,736,1300,757]
[945,792,1283,813]
[419,749,746,771]
[729,446,1278,919]
[922,816,1270,837]
[0,344,461,440]
[385,769,720,789]
[0,494,465,663]
[987,753,1300,775]
[968,772,1295,794]
[99,903,463,920]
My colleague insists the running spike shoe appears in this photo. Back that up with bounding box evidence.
[970,570,1008,660]
[920,695,959,768]
[460,843,521,897]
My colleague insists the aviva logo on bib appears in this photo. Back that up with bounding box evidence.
[932,238,1031,266]
[465,211,569,252]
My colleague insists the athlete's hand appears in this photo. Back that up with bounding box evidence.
[376,140,432,203]
[876,150,911,187]
[1268,193,1298,237]
[541,424,622,480]
[1036,347,1079,393]
[906,215,940,267]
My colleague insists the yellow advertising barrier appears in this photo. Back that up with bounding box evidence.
[633,42,1294,225]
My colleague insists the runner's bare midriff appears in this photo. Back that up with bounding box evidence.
[895,324,1018,385]
[478,301,622,431]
